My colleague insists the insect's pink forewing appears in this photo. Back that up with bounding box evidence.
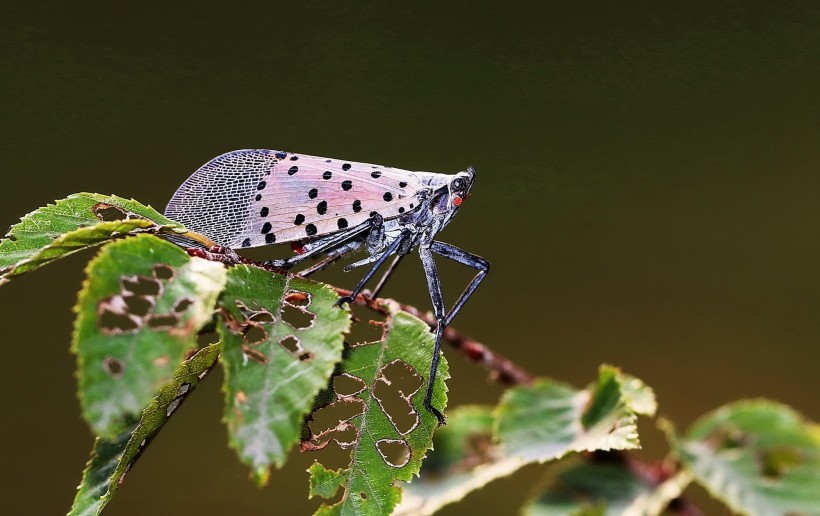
[165,149,424,249]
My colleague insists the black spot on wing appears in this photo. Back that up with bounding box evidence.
[342,163,351,171]
[308,188,318,199]
[338,218,348,229]
[317,201,328,215]
[294,214,305,225]
[323,171,332,180]
[341,180,352,191]
[352,200,362,212]
[383,192,393,202]
[305,224,318,236]
[288,166,298,175]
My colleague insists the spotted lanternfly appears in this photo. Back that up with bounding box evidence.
[165,149,489,425]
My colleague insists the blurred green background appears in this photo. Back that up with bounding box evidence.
[1,1,818,514]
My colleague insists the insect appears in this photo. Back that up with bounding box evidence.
[164,149,489,425]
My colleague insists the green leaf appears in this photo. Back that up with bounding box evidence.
[305,305,449,516]
[522,457,692,516]
[70,342,221,516]
[497,365,655,462]
[665,399,820,516]
[218,265,349,484]
[397,366,655,515]
[0,193,188,283]
[73,234,226,437]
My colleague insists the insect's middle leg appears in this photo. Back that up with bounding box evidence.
[368,253,405,300]
[336,229,412,307]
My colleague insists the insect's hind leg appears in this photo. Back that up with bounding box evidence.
[429,241,490,327]
[418,244,448,426]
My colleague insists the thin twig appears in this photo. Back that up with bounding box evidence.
[333,288,536,387]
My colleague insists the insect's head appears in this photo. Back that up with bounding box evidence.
[429,166,476,225]
[448,166,476,207]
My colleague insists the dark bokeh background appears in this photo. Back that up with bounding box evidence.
[1,2,818,514]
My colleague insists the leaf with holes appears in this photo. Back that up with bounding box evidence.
[521,457,691,516]
[664,399,820,516]
[70,342,220,516]
[217,264,349,485]
[304,304,449,516]
[397,366,655,515]
[73,234,226,437]
[0,193,193,284]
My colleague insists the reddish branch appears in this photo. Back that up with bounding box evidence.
[333,288,536,387]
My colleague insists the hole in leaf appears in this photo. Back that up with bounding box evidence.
[171,297,194,314]
[333,374,367,397]
[376,439,411,468]
[98,297,142,334]
[284,290,311,307]
[359,492,368,500]
[166,398,182,417]
[249,310,275,323]
[279,336,300,353]
[281,304,314,329]
[346,304,388,346]
[102,356,126,378]
[121,294,155,318]
[307,399,365,449]
[152,263,176,281]
[93,203,127,221]
[121,275,162,297]
[299,352,313,361]
[243,323,268,345]
[758,445,803,479]
[241,344,268,364]
[372,360,423,435]
[147,314,179,329]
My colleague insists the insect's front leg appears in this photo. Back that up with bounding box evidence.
[429,241,490,327]
[418,244,447,426]
[263,219,373,269]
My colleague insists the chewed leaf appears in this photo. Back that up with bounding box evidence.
[397,366,654,515]
[73,234,226,437]
[304,305,449,516]
[665,399,820,516]
[69,343,220,516]
[218,265,349,484]
[0,192,190,283]
[521,457,691,516]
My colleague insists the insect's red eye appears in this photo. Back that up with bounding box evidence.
[452,195,463,207]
